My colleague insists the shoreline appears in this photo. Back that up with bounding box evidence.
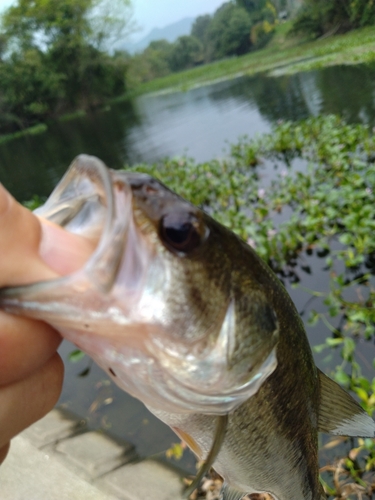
[2,23,375,145]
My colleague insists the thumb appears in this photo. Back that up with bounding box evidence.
[0,184,93,287]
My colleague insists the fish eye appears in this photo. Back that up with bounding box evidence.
[159,212,203,254]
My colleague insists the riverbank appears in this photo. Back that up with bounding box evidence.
[125,22,375,97]
[2,22,375,145]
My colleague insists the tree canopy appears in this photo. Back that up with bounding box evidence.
[292,0,375,37]
[0,0,133,132]
[191,15,211,45]
[168,35,203,71]
[206,2,253,59]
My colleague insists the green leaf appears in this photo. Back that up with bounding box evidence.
[326,338,344,347]
[355,387,368,403]
[69,350,86,363]
[334,369,350,386]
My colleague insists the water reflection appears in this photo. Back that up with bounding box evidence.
[128,83,270,164]
[208,72,313,122]
[0,99,139,201]
[2,63,375,203]
[315,64,375,125]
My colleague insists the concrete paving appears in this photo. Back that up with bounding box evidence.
[97,460,186,500]
[0,408,186,500]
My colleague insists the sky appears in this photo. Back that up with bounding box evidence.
[0,0,225,41]
[131,0,224,40]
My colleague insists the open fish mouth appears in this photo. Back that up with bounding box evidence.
[0,155,278,416]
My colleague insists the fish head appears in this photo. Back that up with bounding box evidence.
[0,155,279,416]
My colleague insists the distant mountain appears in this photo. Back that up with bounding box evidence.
[121,17,195,54]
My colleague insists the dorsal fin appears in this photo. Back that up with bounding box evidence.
[220,482,247,500]
[318,369,375,437]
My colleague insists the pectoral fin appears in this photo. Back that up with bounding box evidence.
[220,482,247,500]
[318,369,375,437]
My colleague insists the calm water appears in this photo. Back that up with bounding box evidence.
[1,62,375,468]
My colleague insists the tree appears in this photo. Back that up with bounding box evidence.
[88,0,136,50]
[168,35,203,72]
[2,0,134,51]
[191,15,211,44]
[0,48,65,131]
[236,0,268,14]
[249,1,278,48]
[206,3,253,60]
[291,0,375,38]
[2,0,93,52]
[127,39,173,85]
[0,0,132,131]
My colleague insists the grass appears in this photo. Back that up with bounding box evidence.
[124,22,375,98]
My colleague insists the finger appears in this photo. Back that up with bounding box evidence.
[39,218,95,276]
[0,184,93,283]
[0,353,64,450]
[0,442,10,465]
[0,184,57,286]
[0,312,62,385]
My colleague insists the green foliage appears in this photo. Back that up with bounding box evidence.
[0,48,64,128]
[206,2,253,59]
[236,0,267,13]
[292,0,375,38]
[250,2,279,48]
[127,34,204,85]
[128,115,375,494]
[127,0,280,88]
[191,15,211,45]
[126,40,172,86]
[133,23,375,98]
[88,0,135,50]
[168,35,203,72]
[69,349,86,363]
[0,0,130,132]
[165,441,187,460]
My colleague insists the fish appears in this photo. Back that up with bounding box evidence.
[0,154,374,500]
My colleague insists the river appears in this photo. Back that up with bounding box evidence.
[1,62,375,470]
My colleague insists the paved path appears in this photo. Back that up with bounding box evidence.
[0,408,186,500]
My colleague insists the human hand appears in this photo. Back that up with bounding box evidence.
[0,184,63,464]
[0,180,95,464]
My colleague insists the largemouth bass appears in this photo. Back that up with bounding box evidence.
[1,155,374,500]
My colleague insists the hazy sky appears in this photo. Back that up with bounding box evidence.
[132,0,224,39]
[0,0,225,41]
